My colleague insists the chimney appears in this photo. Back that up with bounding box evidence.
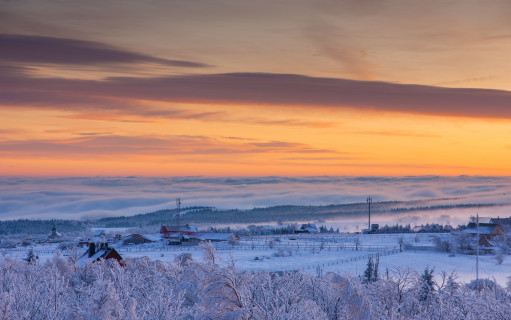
[88,243,96,258]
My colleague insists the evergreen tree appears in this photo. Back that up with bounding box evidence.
[24,248,36,265]
[364,257,374,283]
[419,267,435,301]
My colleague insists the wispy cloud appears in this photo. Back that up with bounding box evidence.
[0,34,209,68]
[347,130,440,138]
[0,135,337,157]
[75,132,113,136]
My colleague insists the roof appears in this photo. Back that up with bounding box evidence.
[93,230,105,236]
[124,233,161,242]
[464,223,502,235]
[76,247,122,267]
[142,234,162,242]
[161,225,198,233]
[489,217,511,225]
[161,232,188,238]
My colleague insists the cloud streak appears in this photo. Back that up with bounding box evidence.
[0,34,209,68]
[2,71,511,120]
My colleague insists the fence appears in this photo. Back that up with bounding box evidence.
[116,243,397,254]
[300,249,401,271]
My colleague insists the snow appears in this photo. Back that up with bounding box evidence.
[139,233,162,242]
[115,245,510,285]
[109,233,510,285]
[2,232,509,286]
[76,249,105,267]
[90,227,133,233]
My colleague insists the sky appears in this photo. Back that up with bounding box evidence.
[1,0,511,176]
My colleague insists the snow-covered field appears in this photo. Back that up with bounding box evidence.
[3,232,509,286]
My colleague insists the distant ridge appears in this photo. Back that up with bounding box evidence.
[0,199,500,235]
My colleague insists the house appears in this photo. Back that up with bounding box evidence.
[462,235,497,254]
[48,225,62,241]
[22,239,34,246]
[160,225,240,244]
[463,223,504,239]
[489,217,511,233]
[478,235,493,247]
[93,230,106,237]
[461,222,504,254]
[295,223,318,233]
[363,224,379,234]
[160,225,198,234]
[77,242,122,266]
[413,226,424,232]
[160,225,199,242]
[123,233,161,245]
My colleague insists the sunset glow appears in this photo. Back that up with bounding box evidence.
[1,1,511,176]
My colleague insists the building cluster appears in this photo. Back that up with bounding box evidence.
[460,216,511,254]
[123,224,240,245]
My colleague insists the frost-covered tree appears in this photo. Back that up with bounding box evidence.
[199,240,217,266]
[0,250,510,320]
[419,267,436,302]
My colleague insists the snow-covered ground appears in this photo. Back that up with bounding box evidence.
[3,232,509,286]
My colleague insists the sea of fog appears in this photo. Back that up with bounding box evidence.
[1,176,510,228]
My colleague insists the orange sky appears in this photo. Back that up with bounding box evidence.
[1,0,511,176]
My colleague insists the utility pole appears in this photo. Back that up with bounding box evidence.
[367,196,372,230]
[176,198,181,229]
[476,213,479,292]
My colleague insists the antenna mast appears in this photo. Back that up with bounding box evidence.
[367,196,372,230]
[176,198,181,229]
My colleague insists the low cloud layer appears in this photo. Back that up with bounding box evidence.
[1,176,510,222]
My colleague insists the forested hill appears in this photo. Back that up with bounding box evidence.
[0,199,498,235]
